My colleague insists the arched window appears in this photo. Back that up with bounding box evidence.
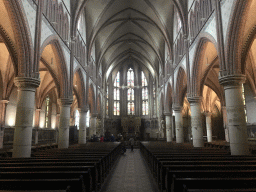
[86,110,90,127]
[142,71,148,115]
[127,68,135,115]
[242,84,248,123]
[106,85,109,116]
[45,96,50,128]
[153,83,156,115]
[114,72,120,115]
[75,109,80,130]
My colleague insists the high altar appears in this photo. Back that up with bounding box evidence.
[121,116,141,138]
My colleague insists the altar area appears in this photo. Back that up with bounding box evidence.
[121,116,141,139]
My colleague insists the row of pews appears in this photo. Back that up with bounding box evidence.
[0,142,122,192]
[140,141,256,192]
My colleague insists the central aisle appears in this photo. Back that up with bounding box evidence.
[100,148,159,192]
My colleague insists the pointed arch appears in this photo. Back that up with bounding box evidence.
[190,34,218,97]
[40,35,70,99]
[174,67,187,107]
[3,0,35,77]
[88,83,96,113]
[73,67,86,109]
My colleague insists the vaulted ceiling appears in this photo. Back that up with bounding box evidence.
[83,0,176,79]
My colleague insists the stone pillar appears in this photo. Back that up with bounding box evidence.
[174,107,184,143]
[12,77,40,158]
[56,113,60,143]
[78,108,87,144]
[0,100,8,149]
[205,112,212,143]
[219,75,250,155]
[58,98,72,149]
[89,113,97,137]
[222,106,229,142]
[34,109,41,145]
[165,113,173,142]
[188,97,204,147]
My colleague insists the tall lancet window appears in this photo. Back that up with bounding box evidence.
[75,109,80,130]
[142,71,148,115]
[127,68,135,115]
[106,85,109,116]
[45,96,50,128]
[113,72,120,115]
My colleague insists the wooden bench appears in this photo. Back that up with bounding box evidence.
[166,169,256,192]
[0,175,85,192]
[172,177,256,192]
[0,171,91,192]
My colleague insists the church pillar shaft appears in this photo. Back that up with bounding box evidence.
[165,114,172,142]
[58,99,72,149]
[13,77,40,158]
[174,107,184,143]
[205,112,212,143]
[188,97,204,147]
[79,109,87,144]
[222,106,229,142]
[219,75,250,155]
[89,114,97,137]
[0,100,8,149]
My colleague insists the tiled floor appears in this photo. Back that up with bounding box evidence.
[100,149,159,192]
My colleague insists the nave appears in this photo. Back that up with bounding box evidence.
[100,148,159,192]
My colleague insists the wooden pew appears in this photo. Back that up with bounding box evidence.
[0,175,85,192]
[0,171,91,192]
[172,177,256,192]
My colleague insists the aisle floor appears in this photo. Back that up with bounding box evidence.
[100,148,159,192]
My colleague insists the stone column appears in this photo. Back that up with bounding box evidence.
[0,100,8,149]
[89,113,97,137]
[34,108,41,145]
[165,113,173,142]
[58,98,72,149]
[56,113,60,143]
[188,97,204,147]
[222,106,229,142]
[219,75,250,155]
[12,77,40,158]
[174,107,184,143]
[78,108,87,144]
[205,112,212,143]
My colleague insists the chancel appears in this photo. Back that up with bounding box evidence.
[0,0,256,191]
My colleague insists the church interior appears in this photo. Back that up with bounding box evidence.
[1,0,256,191]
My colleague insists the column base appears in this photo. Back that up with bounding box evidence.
[230,143,250,155]
[12,145,31,158]
[193,139,204,147]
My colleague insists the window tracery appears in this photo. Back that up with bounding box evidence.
[114,72,120,116]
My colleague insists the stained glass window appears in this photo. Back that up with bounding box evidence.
[45,96,50,128]
[86,110,90,127]
[142,71,148,115]
[75,109,80,130]
[114,72,120,116]
[128,102,135,115]
[242,84,247,123]
[127,68,135,115]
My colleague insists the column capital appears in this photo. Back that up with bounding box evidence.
[204,111,212,116]
[219,74,246,87]
[173,105,183,112]
[0,100,9,104]
[14,77,40,89]
[78,108,88,113]
[58,98,73,106]
[163,112,172,116]
[187,96,202,104]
